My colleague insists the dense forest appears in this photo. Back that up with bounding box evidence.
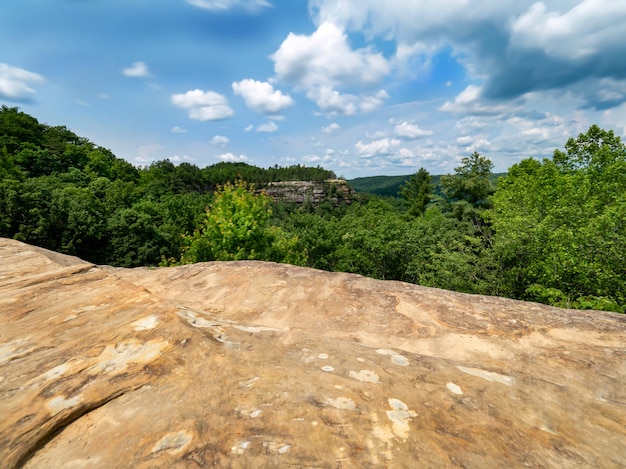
[1,105,624,313]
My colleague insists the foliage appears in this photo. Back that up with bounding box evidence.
[400,168,434,217]
[177,181,305,265]
[441,151,495,207]
[489,125,626,312]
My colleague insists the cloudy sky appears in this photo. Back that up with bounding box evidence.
[2,0,626,177]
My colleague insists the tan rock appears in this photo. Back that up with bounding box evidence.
[0,238,624,468]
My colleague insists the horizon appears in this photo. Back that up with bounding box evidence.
[2,0,625,179]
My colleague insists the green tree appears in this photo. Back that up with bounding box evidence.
[440,152,495,222]
[332,199,413,280]
[489,126,626,312]
[404,207,496,294]
[177,180,305,265]
[107,201,171,267]
[400,168,434,217]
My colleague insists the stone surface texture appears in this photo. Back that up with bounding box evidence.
[1,237,625,468]
[264,179,354,206]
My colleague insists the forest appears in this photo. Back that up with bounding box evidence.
[1,105,624,313]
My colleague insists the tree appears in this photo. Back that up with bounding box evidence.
[489,126,626,312]
[440,151,495,219]
[400,168,434,217]
[332,199,414,280]
[177,180,305,265]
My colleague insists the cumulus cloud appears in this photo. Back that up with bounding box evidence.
[169,154,194,163]
[186,0,271,12]
[122,61,150,78]
[439,85,523,115]
[217,152,249,162]
[171,89,234,121]
[232,79,294,114]
[308,0,626,110]
[271,21,391,114]
[272,22,390,88]
[394,121,433,139]
[355,138,401,158]
[322,123,340,133]
[171,126,187,133]
[0,63,44,101]
[256,121,279,132]
[211,135,230,145]
[309,87,388,116]
[302,154,322,164]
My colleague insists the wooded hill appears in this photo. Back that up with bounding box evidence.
[348,173,505,198]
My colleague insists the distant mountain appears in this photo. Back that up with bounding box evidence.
[348,173,504,197]
[348,174,443,197]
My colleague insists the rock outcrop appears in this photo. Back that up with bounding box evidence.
[1,237,625,468]
[264,179,355,206]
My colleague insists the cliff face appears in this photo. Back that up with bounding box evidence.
[264,179,355,206]
[1,238,625,468]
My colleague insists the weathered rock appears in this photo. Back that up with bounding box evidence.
[264,179,354,206]
[1,237,625,468]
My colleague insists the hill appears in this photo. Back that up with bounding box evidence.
[348,173,504,197]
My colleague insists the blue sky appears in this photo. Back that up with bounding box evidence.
[2,0,626,178]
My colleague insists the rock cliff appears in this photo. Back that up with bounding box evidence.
[264,179,355,206]
[1,237,625,468]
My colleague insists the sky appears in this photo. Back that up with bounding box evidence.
[2,0,626,178]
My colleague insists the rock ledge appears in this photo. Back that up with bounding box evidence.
[1,238,625,468]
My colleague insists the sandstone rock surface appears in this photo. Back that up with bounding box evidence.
[264,179,354,206]
[1,237,625,468]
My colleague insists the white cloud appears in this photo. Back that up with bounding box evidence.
[272,22,390,89]
[322,123,340,133]
[439,85,522,115]
[232,79,294,114]
[309,1,626,109]
[186,0,271,12]
[172,126,187,133]
[256,121,279,132]
[302,154,322,163]
[309,87,388,116]
[169,154,194,163]
[355,138,401,158]
[0,63,44,101]
[394,121,433,139]
[122,61,150,78]
[211,135,230,145]
[217,152,249,162]
[510,1,626,60]
[244,124,254,132]
[171,89,234,121]
[272,21,391,114]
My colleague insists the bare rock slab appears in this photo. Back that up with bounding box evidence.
[1,238,625,468]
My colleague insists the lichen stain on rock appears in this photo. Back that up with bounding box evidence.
[349,369,380,383]
[376,348,409,366]
[446,382,463,395]
[385,398,417,440]
[150,430,193,455]
[131,315,159,331]
[325,396,357,410]
[46,395,83,415]
[457,365,514,386]
[92,339,168,374]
